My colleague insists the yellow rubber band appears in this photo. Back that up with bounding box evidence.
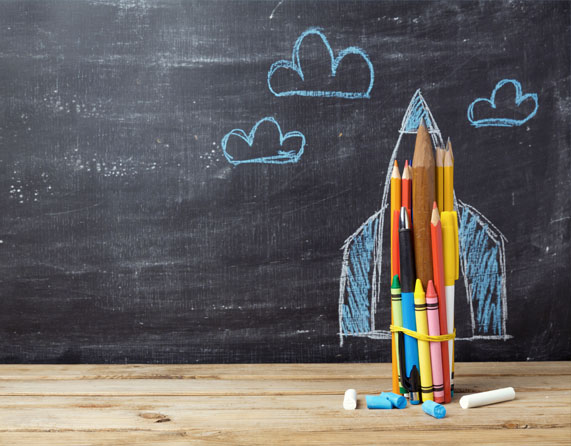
[390,325,456,342]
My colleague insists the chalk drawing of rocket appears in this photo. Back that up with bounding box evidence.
[338,90,511,346]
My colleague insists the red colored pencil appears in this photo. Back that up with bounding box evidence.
[430,202,451,403]
[402,160,412,216]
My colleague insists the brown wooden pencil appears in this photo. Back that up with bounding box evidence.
[412,120,435,289]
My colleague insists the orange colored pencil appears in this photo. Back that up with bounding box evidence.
[391,161,402,279]
[430,202,451,403]
[390,160,401,394]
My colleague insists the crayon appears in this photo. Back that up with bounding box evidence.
[426,280,445,403]
[414,279,433,402]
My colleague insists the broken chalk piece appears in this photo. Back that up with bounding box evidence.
[422,400,446,419]
[381,392,407,409]
[343,389,357,410]
[459,387,515,409]
[366,395,393,409]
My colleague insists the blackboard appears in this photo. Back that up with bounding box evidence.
[0,0,569,363]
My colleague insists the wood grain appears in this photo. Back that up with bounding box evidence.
[0,363,568,445]
[412,121,436,289]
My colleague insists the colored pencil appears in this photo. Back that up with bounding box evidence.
[436,147,445,212]
[390,160,401,394]
[442,210,459,396]
[399,207,421,404]
[426,280,444,403]
[443,139,454,212]
[402,159,412,217]
[430,203,451,403]
[412,120,435,289]
[414,279,433,402]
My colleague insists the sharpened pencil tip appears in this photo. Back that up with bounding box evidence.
[431,205,441,225]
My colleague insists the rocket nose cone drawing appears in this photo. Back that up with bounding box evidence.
[400,90,441,140]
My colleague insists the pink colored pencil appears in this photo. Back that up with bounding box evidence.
[426,280,444,403]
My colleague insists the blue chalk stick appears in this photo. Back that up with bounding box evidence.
[422,400,446,419]
[366,395,393,409]
[381,392,407,409]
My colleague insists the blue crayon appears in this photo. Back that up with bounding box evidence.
[422,400,446,419]
[381,392,407,409]
[399,207,421,404]
[366,395,393,410]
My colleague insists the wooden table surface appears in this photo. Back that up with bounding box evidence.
[0,362,569,445]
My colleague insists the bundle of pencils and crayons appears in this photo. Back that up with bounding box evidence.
[389,120,459,405]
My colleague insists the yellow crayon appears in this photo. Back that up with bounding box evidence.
[414,279,433,402]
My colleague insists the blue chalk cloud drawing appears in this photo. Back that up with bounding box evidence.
[221,117,306,165]
[267,27,374,99]
[339,90,511,346]
[467,79,538,128]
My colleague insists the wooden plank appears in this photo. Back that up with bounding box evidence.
[0,391,568,432]
[0,362,569,380]
[0,363,568,445]
[0,374,568,396]
[0,390,566,411]
[0,429,569,446]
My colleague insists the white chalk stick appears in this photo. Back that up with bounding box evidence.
[343,389,357,410]
[459,387,515,409]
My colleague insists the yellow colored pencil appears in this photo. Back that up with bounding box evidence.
[414,279,433,402]
[443,142,454,212]
[436,147,444,212]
